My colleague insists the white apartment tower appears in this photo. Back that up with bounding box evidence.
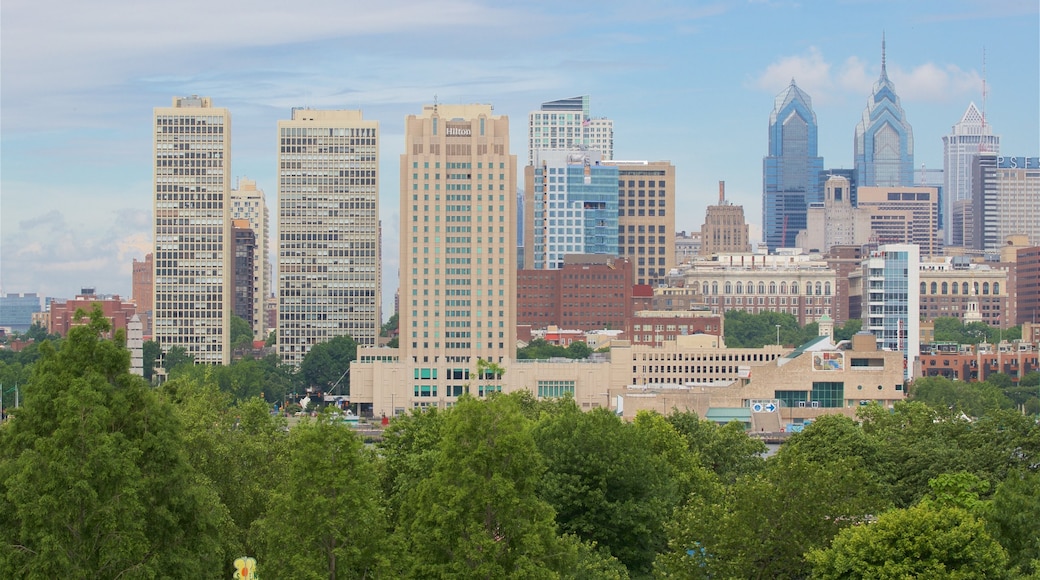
[943,102,999,246]
[230,178,270,341]
[152,96,232,365]
[277,109,381,366]
[528,96,613,165]
[863,244,920,378]
[401,103,517,366]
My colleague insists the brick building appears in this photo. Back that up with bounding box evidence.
[49,290,137,338]
[516,255,633,332]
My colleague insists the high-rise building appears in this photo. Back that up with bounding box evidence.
[763,80,824,251]
[862,244,919,377]
[230,178,270,341]
[0,293,42,333]
[400,103,517,365]
[854,37,914,188]
[700,181,751,255]
[528,96,613,165]
[943,102,999,246]
[972,155,1040,253]
[605,160,676,286]
[800,175,861,253]
[231,219,256,332]
[152,96,232,365]
[856,186,942,256]
[523,150,618,269]
[132,253,153,336]
[277,109,381,366]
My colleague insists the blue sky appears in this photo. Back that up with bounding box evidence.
[2,0,1037,318]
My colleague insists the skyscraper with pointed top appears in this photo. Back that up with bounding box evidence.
[763,79,824,252]
[854,35,914,188]
[943,102,1000,246]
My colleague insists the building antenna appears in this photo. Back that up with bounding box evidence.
[881,31,887,78]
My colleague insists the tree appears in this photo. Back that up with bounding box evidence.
[533,404,698,575]
[380,312,399,337]
[666,409,766,483]
[723,310,802,347]
[265,330,276,347]
[0,305,225,577]
[833,318,862,342]
[807,503,1009,579]
[163,344,194,373]
[566,341,593,359]
[255,412,387,579]
[229,314,254,351]
[299,335,357,392]
[986,469,1040,576]
[142,339,161,382]
[909,376,1013,417]
[392,394,569,577]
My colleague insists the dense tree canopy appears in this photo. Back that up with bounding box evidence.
[298,334,357,392]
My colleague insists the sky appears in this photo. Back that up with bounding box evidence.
[2,0,1038,320]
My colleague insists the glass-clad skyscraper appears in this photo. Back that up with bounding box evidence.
[524,150,619,269]
[854,37,914,188]
[763,80,824,252]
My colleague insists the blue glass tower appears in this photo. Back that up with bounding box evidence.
[529,150,618,269]
[763,80,824,252]
[854,36,914,188]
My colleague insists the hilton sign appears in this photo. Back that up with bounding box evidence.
[446,126,472,137]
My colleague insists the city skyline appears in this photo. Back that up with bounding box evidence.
[2,0,1038,317]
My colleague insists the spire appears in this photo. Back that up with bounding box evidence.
[880,31,887,79]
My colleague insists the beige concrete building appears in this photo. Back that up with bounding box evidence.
[799,175,865,253]
[676,252,837,326]
[604,160,676,286]
[230,178,270,341]
[857,186,942,256]
[675,230,702,265]
[919,256,1010,328]
[700,181,751,255]
[277,109,381,366]
[152,96,232,365]
[400,103,517,366]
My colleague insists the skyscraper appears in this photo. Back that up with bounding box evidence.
[152,96,232,365]
[230,178,270,341]
[700,181,751,255]
[528,96,613,165]
[231,219,256,332]
[401,103,517,366]
[943,102,999,246]
[523,149,618,269]
[605,160,676,286]
[277,109,381,366]
[763,80,824,252]
[862,244,920,378]
[854,36,914,188]
[972,155,1040,252]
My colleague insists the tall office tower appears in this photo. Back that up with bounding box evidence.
[605,160,676,286]
[800,175,861,253]
[523,150,618,269]
[763,80,824,252]
[132,253,153,336]
[863,244,920,378]
[854,37,914,188]
[700,181,750,255]
[943,102,999,246]
[972,155,1040,252]
[528,96,613,165]
[857,186,942,256]
[230,178,270,341]
[401,104,517,365]
[152,96,232,365]
[231,219,256,331]
[277,109,381,366]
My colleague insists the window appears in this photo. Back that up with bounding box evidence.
[811,381,844,408]
[942,282,948,295]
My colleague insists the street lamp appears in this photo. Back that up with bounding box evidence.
[775,324,781,346]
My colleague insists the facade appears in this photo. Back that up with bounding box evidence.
[627,310,722,348]
[700,181,751,255]
[0,293,42,333]
[400,103,517,366]
[763,80,824,251]
[277,109,381,366]
[862,244,920,376]
[516,255,633,332]
[675,230,702,265]
[528,96,613,165]
[231,219,256,330]
[678,252,837,326]
[800,175,864,253]
[131,253,153,336]
[523,150,619,269]
[49,290,138,337]
[152,96,232,365]
[854,38,914,188]
[972,155,1040,252]
[230,178,270,341]
[943,102,999,246]
[606,160,676,286]
[856,186,942,256]
[1016,246,1040,325]
[919,257,1009,328]
[825,245,865,324]
[920,342,1040,384]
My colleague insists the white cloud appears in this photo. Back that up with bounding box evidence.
[753,47,834,102]
[889,63,982,103]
